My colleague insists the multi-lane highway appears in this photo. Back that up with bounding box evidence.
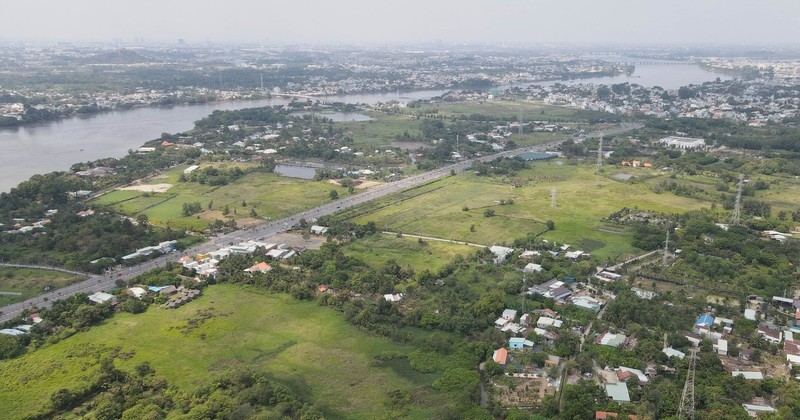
[0,123,639,324]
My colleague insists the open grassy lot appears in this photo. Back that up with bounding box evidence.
[92,164,349,230]
[338,112,422,147]
[637,168,800,216]
[341,234,478,273]
[425,99,610,122]
[341,161,710,260]
[0,284,445,419]
[0,268,84,305]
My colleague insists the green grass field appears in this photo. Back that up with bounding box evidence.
[340,161,710,260]
[0,268,84,305]
[637,168,800,216]
[92,164,349,230]
[341,234,478,273]
[422,99,609,122]
[338,112,422,147]
[0,284,445,419]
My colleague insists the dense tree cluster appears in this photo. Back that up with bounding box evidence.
[44,358,323,419]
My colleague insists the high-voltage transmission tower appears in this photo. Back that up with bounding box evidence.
[551,187,557,208]
[596,138,603,171]
[663,228,670,266]
[733,174,744,225]
[678,348,697,419]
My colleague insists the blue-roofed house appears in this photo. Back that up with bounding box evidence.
[509,337,525,349]
[696,314,714,328]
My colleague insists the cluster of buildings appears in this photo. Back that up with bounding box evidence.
[535,75,800,125]
[527,278,604,313]
[176,239,302,279]
[0,313,41,337]
[492,307,563,364]
[161,286,202,309]
[0,85,265,125]
[121,240,177,262]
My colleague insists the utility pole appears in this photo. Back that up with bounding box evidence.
[678,348,697,419]
[521,276,526,315]
[733,173,744,225]
[663,228,670,266]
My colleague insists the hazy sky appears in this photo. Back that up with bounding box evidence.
[3,0,799,45]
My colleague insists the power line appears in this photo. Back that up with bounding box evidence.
[678,348,697,419]
[733,173,744,225]
[596,138,603,171]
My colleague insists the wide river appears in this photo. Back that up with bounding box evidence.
[0,63,728,192]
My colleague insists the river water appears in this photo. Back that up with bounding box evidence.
[0,65,727,192]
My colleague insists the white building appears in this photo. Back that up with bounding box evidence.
[659,136,706,150]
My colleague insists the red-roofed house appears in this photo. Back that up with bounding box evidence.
[244,262,271,274]
[493,347,508,365]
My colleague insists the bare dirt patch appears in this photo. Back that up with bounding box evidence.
[328,179,383,189]
[237,218,263,229]
[355,180,382,189]
[197,210,227,222]
[266,232,326,250]
[118,183,173,193]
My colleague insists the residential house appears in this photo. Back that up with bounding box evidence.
[536,316,563,329]
[545,286,571,301]
[572,296,602,312]
[495,317,511,328]
[533,327,559,343]
[493,347,508,365]
[537,308,559,319]
[685,332,702,347]
[127,287,147,299]
[595,271,622,282]
[696,314,715,328]
[88,291,116,305]
[159,285,177,296]
[509,337,534,349]
[605,383,631,403]
[519,250,540,259]
[744,308,757,321]
[758,323,782,344]
[509,337,525,349]
[714,317,734,334]
[383,293,404,302]
[244,262,271,274]
[662,347,686,360]
[310,225,329,235]
[732,371,764,381]
[742,401,776,417]
[489,246,514,265]
[523,263,543,273]
[502,309,518,321]
[713,339,728,356]
[596,332,627,348]
[616,366,649,386]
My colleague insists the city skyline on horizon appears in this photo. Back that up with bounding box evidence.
[2,0,799,47]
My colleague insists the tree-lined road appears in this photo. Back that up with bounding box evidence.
[0,123,640,324]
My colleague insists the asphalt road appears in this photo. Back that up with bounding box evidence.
[0,123,640,324]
